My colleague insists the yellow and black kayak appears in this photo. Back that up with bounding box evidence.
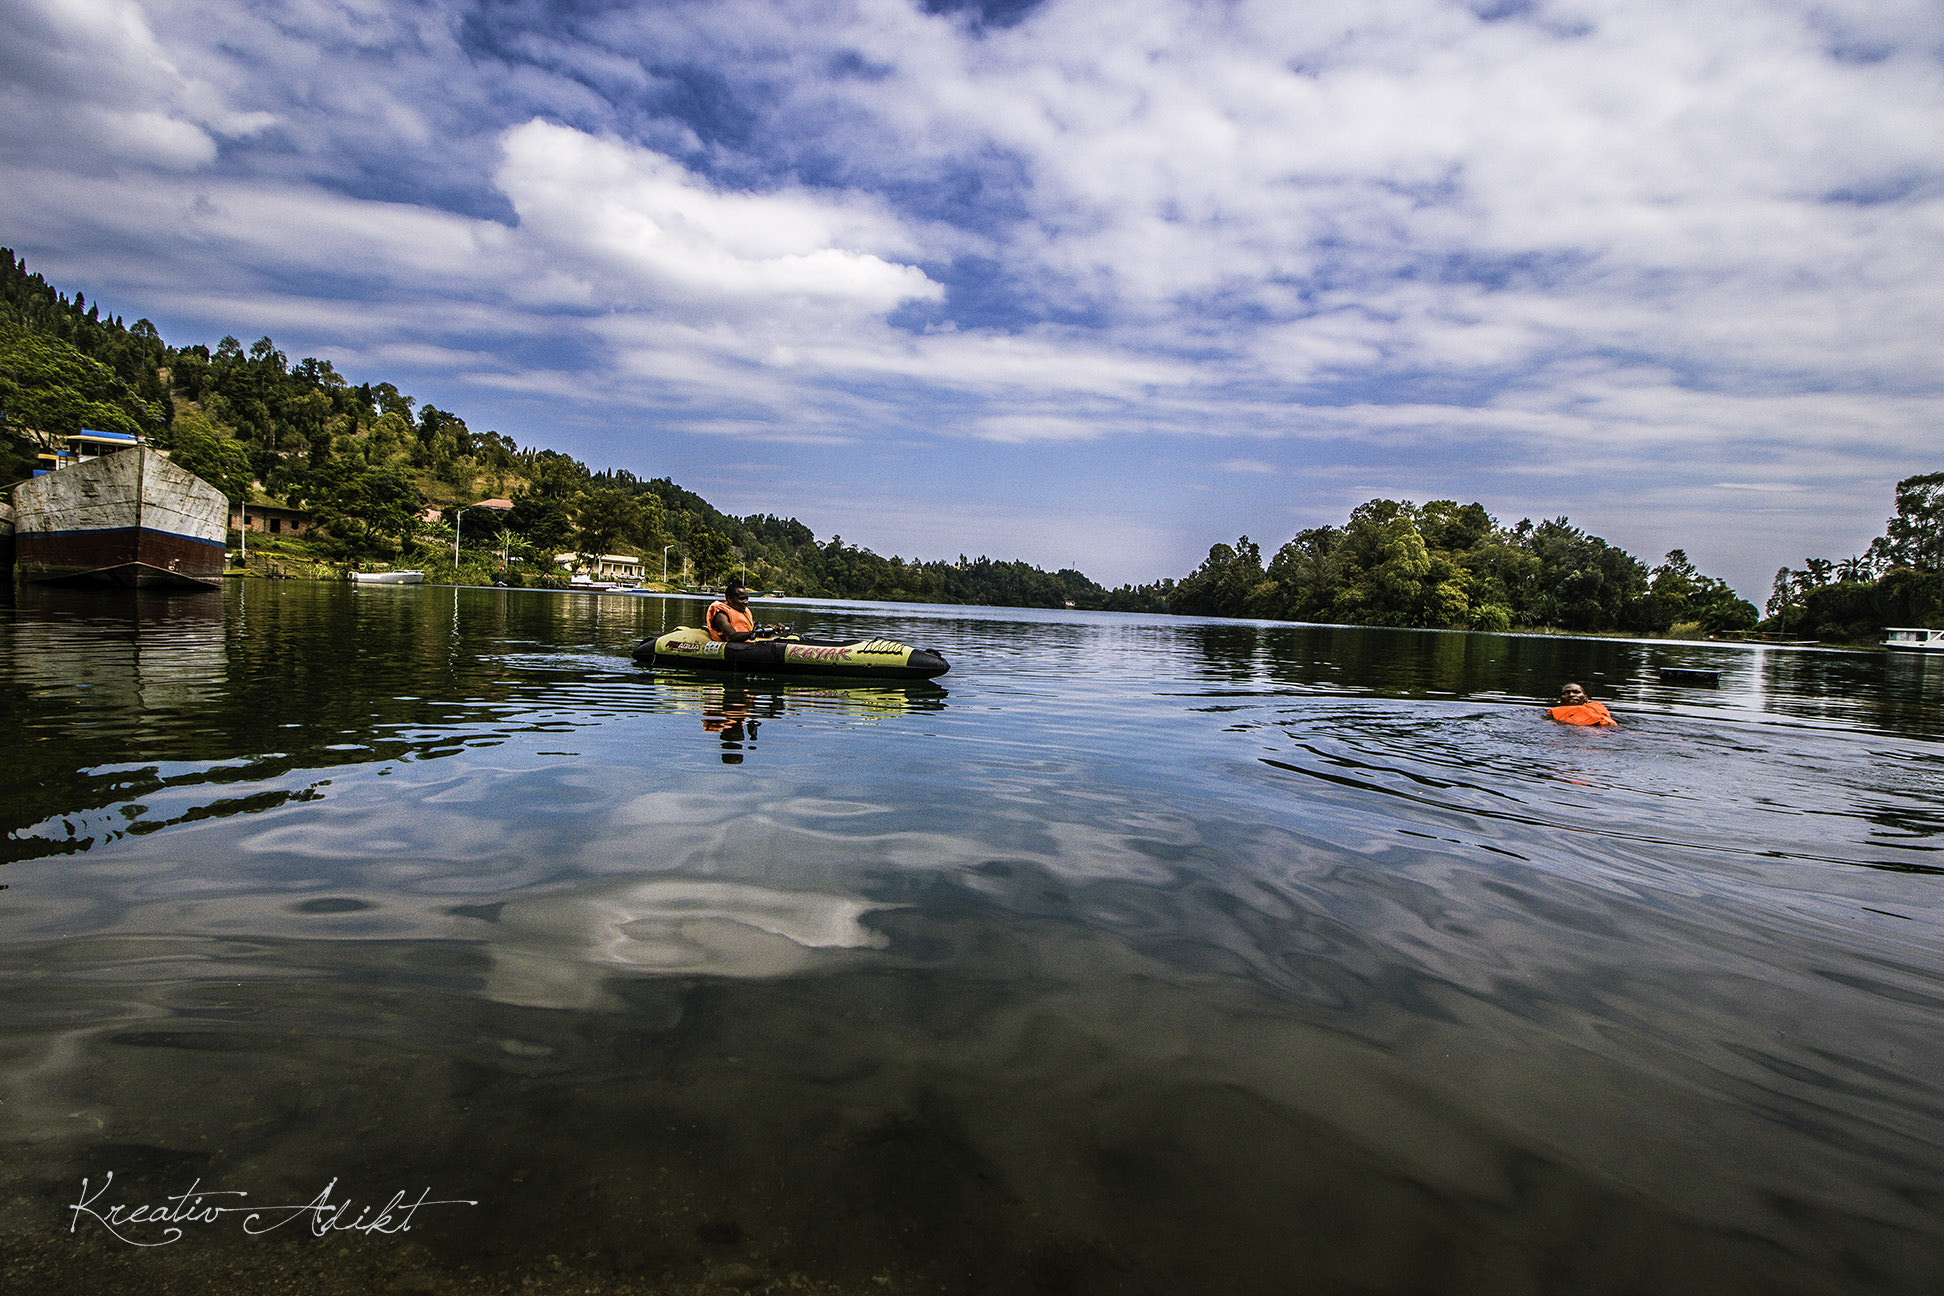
[634,626,950,680]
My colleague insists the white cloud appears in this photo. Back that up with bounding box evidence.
[4,0,1942,596]
[0,165,513,297]
[0,0,276,169]
[970,414,1103,443]
[495,119,942,312]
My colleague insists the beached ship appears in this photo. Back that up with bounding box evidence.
[8,446,228,588]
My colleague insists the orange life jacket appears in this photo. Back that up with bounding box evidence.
[1548,701,1617,727]
[706,600,755,642]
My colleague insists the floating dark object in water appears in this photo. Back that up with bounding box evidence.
[1658,667,1720,687]
[636,626,950,680]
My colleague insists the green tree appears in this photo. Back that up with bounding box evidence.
[526,449,588,499]
[1171,537,1267,617]
[1884,472,1944,572]
[575,488,641,562]
[1642,550,1700,632]
[311,460,424,552]
[507,492,576,554]
[1766,568,1801,629]
[1526,518,1649,631]
[1457,529,1536,630]
[162,408,254,502]
[0,325,162,449]
[1688,579,1758,634]
[1418,499,1493,552]
[1262,527,1344,622]
[688,529,735,584]
[1330,501,1469,628]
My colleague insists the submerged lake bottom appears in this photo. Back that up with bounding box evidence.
[2,582,1943,1294]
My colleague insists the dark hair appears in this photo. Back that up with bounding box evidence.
[726,580,750,595]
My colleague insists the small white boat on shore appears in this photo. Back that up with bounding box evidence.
[1883,626,1944,652]
[351,569,424,585]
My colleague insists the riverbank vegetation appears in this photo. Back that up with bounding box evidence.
[1141,503,1759,636]
[3,250,1935,638]
[1762,473,1944,642]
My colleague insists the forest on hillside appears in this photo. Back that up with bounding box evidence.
[0,249,1119,606]
[3,249,1938,636]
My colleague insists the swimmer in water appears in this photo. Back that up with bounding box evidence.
[1546,683,1617,726]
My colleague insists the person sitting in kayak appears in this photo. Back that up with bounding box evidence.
[707,581,784,643]
[1547,683,1617,726]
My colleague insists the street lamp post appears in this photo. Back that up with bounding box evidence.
[663,545,674,584]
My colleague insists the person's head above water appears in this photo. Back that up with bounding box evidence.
[725,580,751,603]
[1547,681,1616,725]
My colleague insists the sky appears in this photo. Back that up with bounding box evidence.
[3,0,1942,596]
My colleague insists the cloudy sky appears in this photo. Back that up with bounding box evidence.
[4,0,1941,594]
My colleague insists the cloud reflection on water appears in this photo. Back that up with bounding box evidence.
[5,586,1944,1292]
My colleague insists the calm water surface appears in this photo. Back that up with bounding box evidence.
[3,580,1943,1294]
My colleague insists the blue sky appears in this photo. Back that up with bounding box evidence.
[4,0,1942,594]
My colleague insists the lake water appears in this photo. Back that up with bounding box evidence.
[2,580,1942,1295]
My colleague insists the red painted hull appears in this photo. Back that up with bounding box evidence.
[14,525,225,587]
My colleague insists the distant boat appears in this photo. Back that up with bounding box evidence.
[1883,627,1944,652]
[350,569,425,585]
[9,446,226,588]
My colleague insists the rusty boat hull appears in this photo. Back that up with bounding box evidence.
[10,448,228,589]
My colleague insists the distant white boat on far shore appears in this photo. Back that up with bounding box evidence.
[1883,626,1944,652]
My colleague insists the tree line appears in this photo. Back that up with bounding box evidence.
[1124,499,1758,635]
[3,249,1936,635]
[1763,473,1944,640]
[1137,476,1944,639]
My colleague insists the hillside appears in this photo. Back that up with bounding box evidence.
[1,249,1137,606]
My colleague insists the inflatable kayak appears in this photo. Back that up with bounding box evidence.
[635,626,950,680]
